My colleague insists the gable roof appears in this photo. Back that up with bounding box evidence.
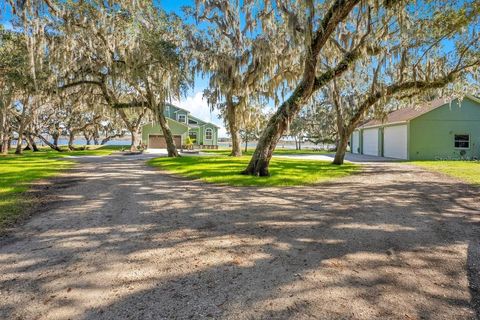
[167,103,190,114]
[166,103,220,128]
[166,117,190,129]
[359,95,480,129]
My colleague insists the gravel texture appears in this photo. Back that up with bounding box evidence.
[0,154,479,320]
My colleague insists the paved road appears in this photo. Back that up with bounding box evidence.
[1,154,479,319]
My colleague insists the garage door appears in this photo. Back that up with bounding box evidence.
[383,125,408,159]
[148,135,182,148]
[352,131,360,154]
[362,128,379,156]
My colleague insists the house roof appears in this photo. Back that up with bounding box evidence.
[359,95,480,129]
[166,103,220,128]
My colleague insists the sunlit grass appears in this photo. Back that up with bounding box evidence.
[412,160,480,185]
[0,145,127,228]
[148,155,358,187]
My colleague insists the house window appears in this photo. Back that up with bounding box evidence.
[188,119,198,125]
[177,114,186,123]
[189,131,197,143]
[205,128,213,140]
[454,134,470,149]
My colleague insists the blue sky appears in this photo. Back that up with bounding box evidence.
[160,0,192,14]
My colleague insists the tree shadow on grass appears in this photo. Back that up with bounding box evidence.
[0,155,479,319]
[149,156,359,187]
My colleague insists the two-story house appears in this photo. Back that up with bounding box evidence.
[141,104,219,149]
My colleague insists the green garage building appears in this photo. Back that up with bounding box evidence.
[351,95,480,160]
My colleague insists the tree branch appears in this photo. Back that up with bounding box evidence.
[313,46,362,90]
[59,80,103,90]
[112,101,148,109]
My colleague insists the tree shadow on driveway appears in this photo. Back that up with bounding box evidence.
[0,155,479,319]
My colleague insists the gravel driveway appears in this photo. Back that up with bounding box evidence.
[1,154,479,320]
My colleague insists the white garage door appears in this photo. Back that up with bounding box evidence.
[384,125,408,159]
[363,128,379,156]
[352,131,360,154]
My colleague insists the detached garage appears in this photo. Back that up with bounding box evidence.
[362,128,379,156]
[351,95,480,160]
[351,131,360,154]
[383,125,408,159]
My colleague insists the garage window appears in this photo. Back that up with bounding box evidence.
[205,128,213,140]
[454,134,470,149]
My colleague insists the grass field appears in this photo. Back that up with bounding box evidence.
[148,155,358,187]
[412,161,480,186]
[202,148,332,156]
[0,145,126,229]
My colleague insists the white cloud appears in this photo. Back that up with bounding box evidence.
[172,92,228,138]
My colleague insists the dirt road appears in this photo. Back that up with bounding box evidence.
[1,154,479,319]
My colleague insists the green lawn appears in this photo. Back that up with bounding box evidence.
[0,145,127,228]
[148,155,358,187]
[202,147,332,156]
[412,161,480,185]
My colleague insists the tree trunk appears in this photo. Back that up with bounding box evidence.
[331,87,349,165]
[242,112,291,176]
[93,128,100,145]
[1,129,9,155]
[332,129,350,165]
[52,132,59,148]
[15,119,27,154]
[116,109,142,152]
[129,131,139,152]
[27,134,39,151]
[244,136,248,153]
[0,134,9,155]
[68,132,75,151]
[226,100,242,157]
[35,133,62,152]
[242,78,313,176]
[0,109,7,155]
[298,137,302,150]
[15,135,24,155]
[156,107,179,157]
[241,0,363,176]
[1,138,8,155]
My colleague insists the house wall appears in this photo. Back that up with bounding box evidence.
[409,98,480,160]
[188,127,200,144]
[144,104,219,147]
[185,126,219,145]
[164,105,178,119]
[198,125,218,146]
[141,119,189,145]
